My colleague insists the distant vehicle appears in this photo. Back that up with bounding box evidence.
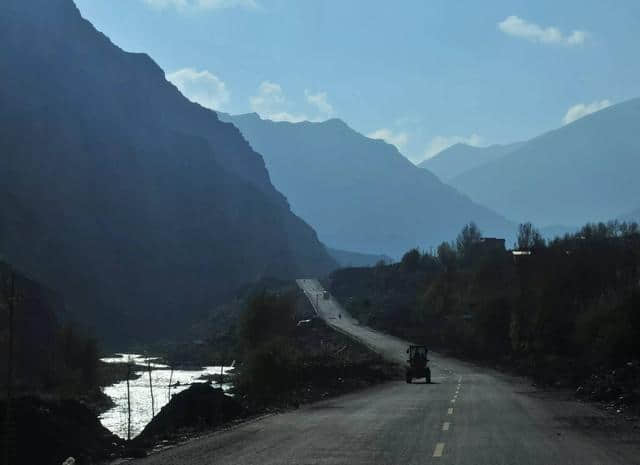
[296,317,321,328]
[323,291,330,300]
[406,345,431,384]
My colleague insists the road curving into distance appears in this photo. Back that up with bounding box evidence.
[134,279,640,464]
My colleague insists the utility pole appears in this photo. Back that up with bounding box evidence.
[126,359,132,441]
[3,271,17,465]
[147,358,155,418]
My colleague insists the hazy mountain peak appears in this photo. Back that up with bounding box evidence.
[222,112,514,258]
[450,97,640,226]
[419,141,524,181]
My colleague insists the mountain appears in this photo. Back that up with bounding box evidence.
[0,0,335,342]
[418,142,524,181]
[449,98,640,227]
[0,262,61,386]
[328,248,394,268]
[218,112,514,258]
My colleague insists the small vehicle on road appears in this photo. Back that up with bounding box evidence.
[406,345,431,384]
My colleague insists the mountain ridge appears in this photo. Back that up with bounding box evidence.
[219,112,515,258]
[0,0,335,342]
[450,97,640,226]
[418,141,524,181]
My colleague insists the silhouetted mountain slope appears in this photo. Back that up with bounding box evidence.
[218,112,514,258]
[418,142,524,181]
[0,0,335,342]
[451,98,640,226]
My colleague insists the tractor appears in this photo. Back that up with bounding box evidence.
[405,345,431,383]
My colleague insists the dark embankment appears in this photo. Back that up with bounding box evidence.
[132,384,244,449]
[0,396,124,465]
[329,221,640,415]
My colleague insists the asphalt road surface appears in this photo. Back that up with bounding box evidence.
[135,279,640,464]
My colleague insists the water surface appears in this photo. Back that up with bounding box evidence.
[99,353,233,439]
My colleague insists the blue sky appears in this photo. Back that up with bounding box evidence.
[74,0,640,163]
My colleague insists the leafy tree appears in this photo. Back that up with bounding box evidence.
[400,248,420,272]
[456,222,482,264]
[237,292,296,349]
[436,242,457,272]
[516,222,545,250]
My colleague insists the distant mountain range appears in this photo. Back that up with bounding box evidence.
[328,248,393,268]
[219,112,514,258]
[0,0,335,342]
[425,98,640,228]
[419,142,524,182]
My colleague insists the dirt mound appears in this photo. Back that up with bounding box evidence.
[133,383,243,446]
[0,396,124,465]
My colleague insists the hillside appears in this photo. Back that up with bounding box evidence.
[418,142,523,181]
[451,98,640,226]
[218,112,514,258]
[0,0,335,343]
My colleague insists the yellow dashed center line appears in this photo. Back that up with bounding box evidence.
[433,442,445,457]
[451,399,456,403]
[442,422,450,431]
[447,407,453,415]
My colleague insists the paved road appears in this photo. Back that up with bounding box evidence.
[135,279,640,464]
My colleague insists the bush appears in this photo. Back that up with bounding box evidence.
[235,291,301,404]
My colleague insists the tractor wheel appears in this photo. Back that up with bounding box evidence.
[425,367,431,384]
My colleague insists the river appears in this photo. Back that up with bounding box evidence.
[99,353,233,439]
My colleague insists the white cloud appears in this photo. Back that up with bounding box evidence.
[305,90,334,118]
[498,15,588,46]
[249,81,308,122]
[249,82,336,123]
[562,99,611,125]
[166,68,230,110]
[422,134,484,160]
[367,128,409,151]
[143,0,259,11]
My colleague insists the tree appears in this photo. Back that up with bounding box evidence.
[517,222,545,250]
[237,292,296,349]
[436,242,457,272]
[400,248,421,272]
[456,222,482,264]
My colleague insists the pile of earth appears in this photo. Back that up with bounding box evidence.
[132,383,244,448]
[0,396,124,465]
[576,361,640,416]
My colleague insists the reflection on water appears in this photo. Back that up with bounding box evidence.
[99,353,233,439]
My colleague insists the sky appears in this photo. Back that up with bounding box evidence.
[74,0,640,163]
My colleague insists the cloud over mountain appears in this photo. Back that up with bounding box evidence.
[367,128,409,152]
[563,99,611,125]
[166,68,230,110]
